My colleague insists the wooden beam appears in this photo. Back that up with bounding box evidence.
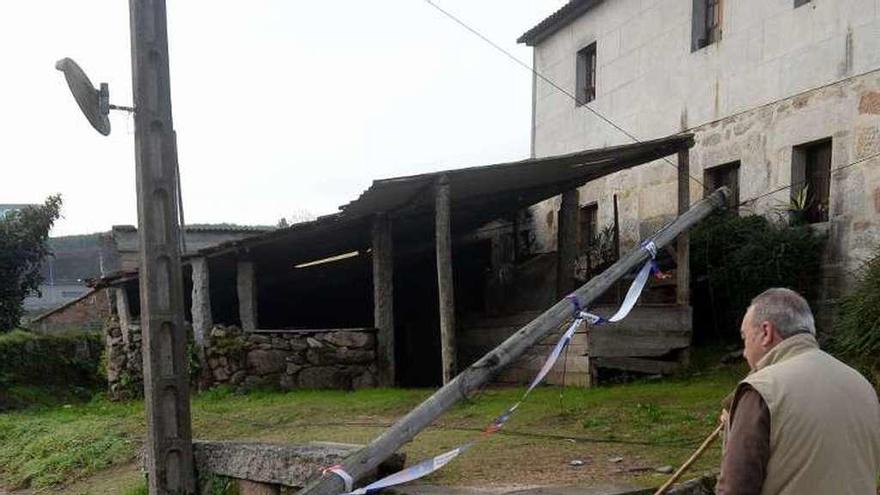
[676,149,691,306]
[435,176,457,385]
[114,287,132,344]
[237,260,258,332]
[557,189,579,298]
[190,257,212,352]
[296,188,728,495]
[371,214,395,386]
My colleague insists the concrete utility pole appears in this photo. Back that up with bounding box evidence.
[129,0,196,492]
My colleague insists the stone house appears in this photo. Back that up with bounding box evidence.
[519,0,880,329]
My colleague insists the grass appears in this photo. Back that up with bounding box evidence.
[0,362,746,494]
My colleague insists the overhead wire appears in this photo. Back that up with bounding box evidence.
[421,0,710,194]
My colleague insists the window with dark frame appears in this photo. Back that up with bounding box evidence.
[792,139,832,224]
[704,161,740,207]
[576,43,597,105]
[692,0,722,51]
[578,203,598,251]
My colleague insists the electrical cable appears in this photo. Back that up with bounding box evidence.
[421,0,711,194]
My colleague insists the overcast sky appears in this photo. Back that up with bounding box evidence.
[0,1,567,236]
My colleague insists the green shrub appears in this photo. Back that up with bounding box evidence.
[832,251,880,385]
[0,329,103,389]
[690,211,826,343]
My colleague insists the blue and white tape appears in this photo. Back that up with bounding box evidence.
[332,239,664,494]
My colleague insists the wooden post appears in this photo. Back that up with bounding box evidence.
[296,189,729,495]
[114,287,132,344]
[435,176,457,385]
[677,150,691,306]
[237,260,258,332]
[190,257,212,352]
[372,214,395,386]
[129,0,196,492]
[557,189,579,298]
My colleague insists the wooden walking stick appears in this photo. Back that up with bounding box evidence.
[653,423,724,495]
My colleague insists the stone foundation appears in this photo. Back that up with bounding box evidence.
[105,317,144,400]
[205,325,378,391]
[105,321,378,398]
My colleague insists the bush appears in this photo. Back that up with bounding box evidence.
[832,251,880,385]
[0,329,103,390]
[690,211,826,344]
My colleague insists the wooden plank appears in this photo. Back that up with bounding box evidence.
[372,214,395,386]
[557,189,579,297]
[237,260,258,332]
[677,149,691,306]
[296,188,727,495]
[435,176,457,384]
[593,357,681,375]
[191,257,212,352]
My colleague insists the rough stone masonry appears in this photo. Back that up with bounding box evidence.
[105,321,378,399]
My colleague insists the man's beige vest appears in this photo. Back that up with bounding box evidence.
[731,333,880,495]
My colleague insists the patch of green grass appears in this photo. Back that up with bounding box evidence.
[123,480,148,495]
[0,366,746,492]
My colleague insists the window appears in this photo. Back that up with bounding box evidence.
[578,203,598,250]
[792,139,832,223]
[794,0,811,7]
[576,43,597,105]
[692,0,722,51]
[704,161,740,207]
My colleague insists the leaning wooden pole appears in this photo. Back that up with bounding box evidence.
[298,188,729,495]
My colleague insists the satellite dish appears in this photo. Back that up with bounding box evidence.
[55,57,111,136]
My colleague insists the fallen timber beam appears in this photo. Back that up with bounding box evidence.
[297,187,729,495]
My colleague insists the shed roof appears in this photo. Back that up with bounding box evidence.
[91,133,693,285]
[518,0,604,46]
[341,133,692,234]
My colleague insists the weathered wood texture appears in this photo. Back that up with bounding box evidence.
[129,0,196,492]
[677,149,691,306]
[587,305,692,358]
[296,188,728,495]
[460,305,690,386]
[114,287,132,343]
[435,176,457,384]
[372,214,395,386]
[237,260,258,332]
[556,189,579,298]
[193,441,404,489]
[460,311,588,386]
[190,257,212,351]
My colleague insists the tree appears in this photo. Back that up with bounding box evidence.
[0,195,63,331]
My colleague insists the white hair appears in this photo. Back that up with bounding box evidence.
[749,288,816,338]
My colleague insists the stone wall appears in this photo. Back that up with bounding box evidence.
[205,325,378,391]
[105,321,378,398]
[28,288,112,335]
[105,317,144,400]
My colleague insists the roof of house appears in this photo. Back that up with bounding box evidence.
[90,132,693,286]
[518,0,604,46]
[341,133,692,234]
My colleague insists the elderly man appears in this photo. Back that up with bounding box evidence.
[716,288,880,495]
